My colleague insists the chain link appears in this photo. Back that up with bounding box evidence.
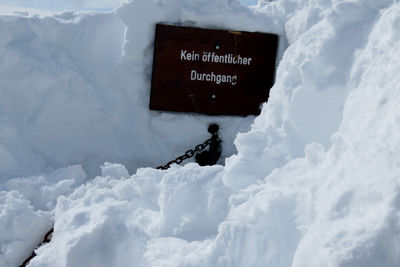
[21,136,216,266]
[157,139,211,170]
[20,228,54,267]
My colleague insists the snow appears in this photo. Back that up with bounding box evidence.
[0,165,85,266]
[0,1,256,181]
[1,0,400,266]
[0,0,257,13]
[0,0,122,12]
[0,191,51,267]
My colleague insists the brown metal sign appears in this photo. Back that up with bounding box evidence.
[149,24,278,116]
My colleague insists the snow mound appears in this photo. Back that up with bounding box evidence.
[0,165,86,267]
[1,0,400,266]
[0,191,51,267]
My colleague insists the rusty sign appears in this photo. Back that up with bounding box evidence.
[149,24,278,116]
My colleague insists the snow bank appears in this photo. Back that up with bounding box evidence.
[0,191,51,267]
[0,165,86,267]
[2,0,400,266]
[0,10,127,179]
[4,165,86,210]
[19,163,228,266]
[0,0,268,182]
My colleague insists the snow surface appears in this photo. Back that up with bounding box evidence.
[1,0,400,266]
[0,0,258,13]
[0,0,261,181]
[0,0,122,12]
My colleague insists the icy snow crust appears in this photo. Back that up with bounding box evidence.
[1,0,400,266]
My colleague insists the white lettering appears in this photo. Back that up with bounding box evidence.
[202,52,208,62]
[191,70,196,80]
[181,50,200,61]
[232,75,237,85]
[180,50,187,60]
[181,50,252,65]
[189,69,237,86]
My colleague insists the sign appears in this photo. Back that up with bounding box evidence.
[149,24,278,116]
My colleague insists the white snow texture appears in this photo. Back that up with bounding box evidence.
[1,0,400,266]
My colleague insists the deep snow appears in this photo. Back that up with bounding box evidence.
[1,0,400,266]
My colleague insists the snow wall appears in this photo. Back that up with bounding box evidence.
[0,0,277,181]
[2,0,400,266]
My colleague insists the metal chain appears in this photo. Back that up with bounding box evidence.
[21,125,220,267]
[20,228,54,267]
[156,139,211,170]
[21,138,210,266]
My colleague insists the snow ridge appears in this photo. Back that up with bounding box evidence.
[1,0,400,266]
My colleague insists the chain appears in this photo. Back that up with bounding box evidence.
[21,124,221,267]
[21,138,210,266]
[20,228,54,267]
[156,138,211,170]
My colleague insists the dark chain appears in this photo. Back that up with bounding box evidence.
[21,124,221,267]
[20,228,54,267]
[156,139,211,170]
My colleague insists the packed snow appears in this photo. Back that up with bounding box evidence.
[1,0,400,266]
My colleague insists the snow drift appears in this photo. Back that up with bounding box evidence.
[1,0,400,266]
